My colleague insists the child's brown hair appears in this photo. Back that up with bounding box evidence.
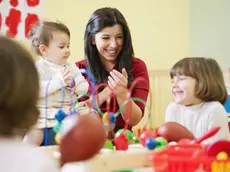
[0,36,39,136]
[170,57,227,105]
[29,21,70,56]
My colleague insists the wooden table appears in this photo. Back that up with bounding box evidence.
[40,144,155,172]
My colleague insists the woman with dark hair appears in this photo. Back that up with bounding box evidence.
[76,7,150,133]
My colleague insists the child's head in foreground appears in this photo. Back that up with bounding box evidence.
[170,57,227,106]
[0,36,39,137]
[29,21,70,65]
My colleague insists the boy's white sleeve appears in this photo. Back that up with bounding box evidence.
[71,64,89,95]
[37,68,66,98]
[165,102,178,122]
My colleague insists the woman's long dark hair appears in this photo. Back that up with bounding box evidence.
[84,7,134,86]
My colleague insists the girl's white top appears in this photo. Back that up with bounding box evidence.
[165,101,230,144]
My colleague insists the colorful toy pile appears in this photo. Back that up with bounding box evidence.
[44,69,153,165]
[149,126,230,172]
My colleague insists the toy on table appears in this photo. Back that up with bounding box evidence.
[103,129,139,150]
[100,77,152,151]
[115,129,134,143]
[172,126,230,158]
[157,121,195,142]
[59,112,106,165]
[104,140,114,150]
[44,70,152,165]
[177,126,220,145]
[149,126,230,172]
[137,121,195,151]
[206,139,230,157]
[139,129,168,150]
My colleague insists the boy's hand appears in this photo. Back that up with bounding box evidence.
[61,68,75,87]
[75,101,92,115]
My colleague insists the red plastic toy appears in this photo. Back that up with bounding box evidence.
[149,126,230,172]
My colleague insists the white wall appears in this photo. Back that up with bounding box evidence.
[190,0,230,68]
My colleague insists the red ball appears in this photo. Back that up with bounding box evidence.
[157,122,195,142]
[59,112,106,165]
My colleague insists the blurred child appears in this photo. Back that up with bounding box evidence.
[165,57,230,144]
[24,21,89,146]
[0,36,59,172]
